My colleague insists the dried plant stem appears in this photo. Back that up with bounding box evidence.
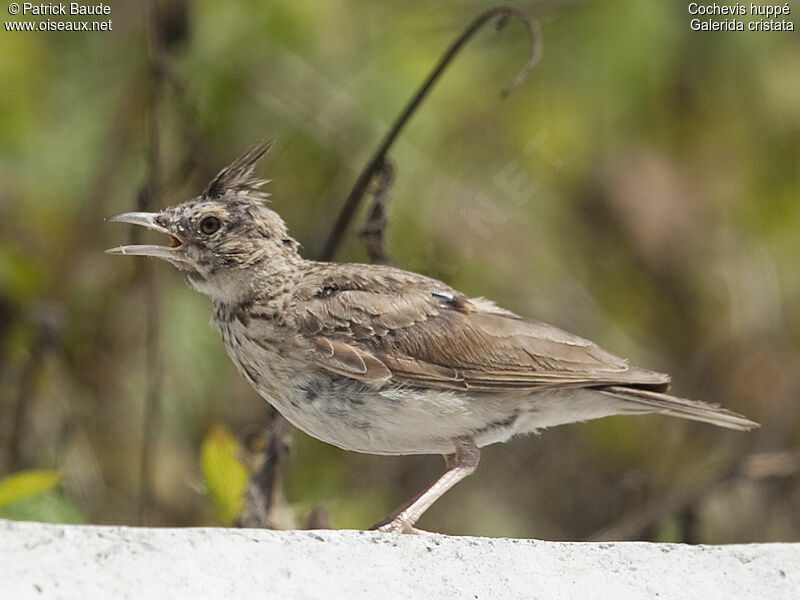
[5,311,62,472]
[358,158,395,265]
[137,0,167,526]
[318,5,541,262]
[237,409,293,528]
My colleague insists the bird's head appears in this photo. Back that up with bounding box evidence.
[107,141,302,303]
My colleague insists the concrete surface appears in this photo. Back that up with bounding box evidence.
[1,519,798,599]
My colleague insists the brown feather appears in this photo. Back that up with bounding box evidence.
[203,140,274,200]
[600,386,758,431]
[294,262,671,392]
[311,336,392,384]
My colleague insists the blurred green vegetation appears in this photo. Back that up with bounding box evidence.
[200,424,248,524]
[1,0,798,541]
[0,470,84,524]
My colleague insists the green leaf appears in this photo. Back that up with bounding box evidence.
[201,424,249,524]
[0,470,61,508]
[0,490,86,524]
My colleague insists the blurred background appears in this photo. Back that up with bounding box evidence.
[1,0,799,542]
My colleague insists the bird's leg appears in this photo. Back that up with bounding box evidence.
[372,437,480,534]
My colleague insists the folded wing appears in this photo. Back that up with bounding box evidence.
[294,267,670,392]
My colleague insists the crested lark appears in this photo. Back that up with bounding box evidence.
[108,141,758,534]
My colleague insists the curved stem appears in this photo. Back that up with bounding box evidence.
[318,5,541,261]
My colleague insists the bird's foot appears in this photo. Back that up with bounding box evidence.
[371,517,434,535]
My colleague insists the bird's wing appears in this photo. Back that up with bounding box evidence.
[293,266,670,392]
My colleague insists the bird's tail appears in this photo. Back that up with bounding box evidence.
[600,386,759,431]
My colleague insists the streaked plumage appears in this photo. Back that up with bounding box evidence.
[107,141,757,533]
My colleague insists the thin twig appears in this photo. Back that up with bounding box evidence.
[318,5,541,261]
[358,158,395,265]
[0,294,12,378]
[236,408,293,528]
[4,305,64,473]
[137,0,167,526]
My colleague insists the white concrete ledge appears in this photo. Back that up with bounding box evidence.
[1,519,798,599]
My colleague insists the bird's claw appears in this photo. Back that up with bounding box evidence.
[373,518,434,535]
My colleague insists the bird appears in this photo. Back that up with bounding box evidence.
[107,140,758,534]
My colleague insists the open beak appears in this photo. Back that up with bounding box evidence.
[105,212,187,262]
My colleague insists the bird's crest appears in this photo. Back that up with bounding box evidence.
[203,140,274,201]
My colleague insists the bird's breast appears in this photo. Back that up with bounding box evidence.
[214,311,299,397]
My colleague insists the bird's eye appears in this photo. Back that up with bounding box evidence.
[200,216,221,234]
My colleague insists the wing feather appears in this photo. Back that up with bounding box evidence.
[294,266,669,392]
[310,336,392,384]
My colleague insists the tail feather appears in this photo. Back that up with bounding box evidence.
[600,386,759,431]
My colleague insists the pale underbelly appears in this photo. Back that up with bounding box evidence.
[253,376,635,456]
[221,326,635,455]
